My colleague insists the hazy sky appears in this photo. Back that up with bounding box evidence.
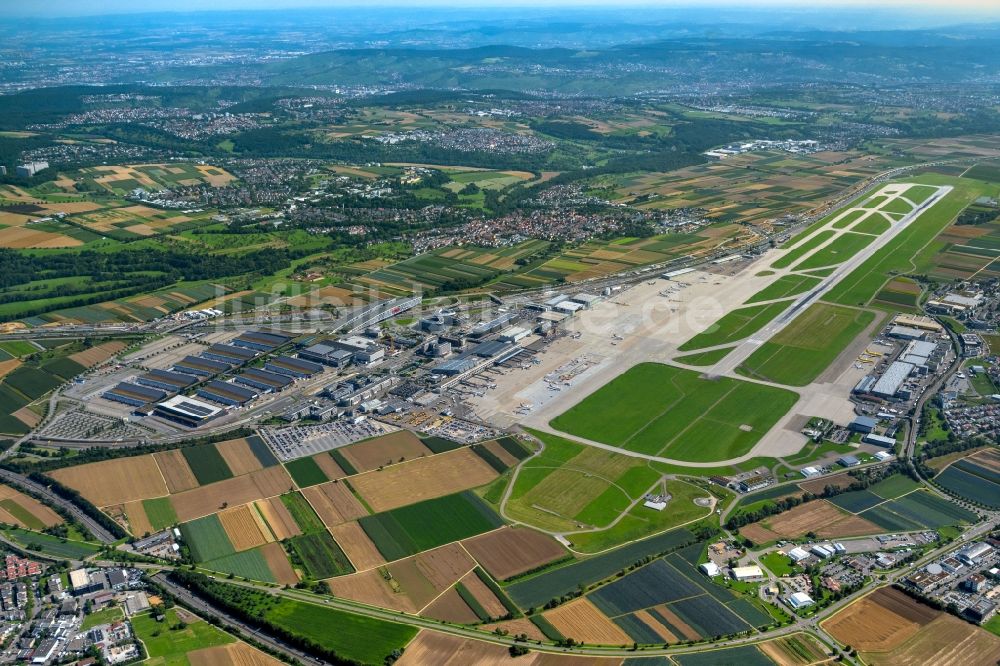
[6,0,999,18]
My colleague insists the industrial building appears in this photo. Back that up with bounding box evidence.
[234,367,294,393]
[469,312,517,337]
[699,562,720,577]
[265,355,324,379]
[957,542,993,566]
[730,566,764,581]
[853,375,878,395]
[136,369,199,393]
[864,433,896,447]
[173,355,233,377]
[202,343,258,365]
[331,296,420,333]
[837,455,860,468]
[197,380,257,406]
[298,342,354,368]
[544,294,569,308]
[849,416,878,433]
[570,293,600,308]
[153,395,223,428]
[871,361,915,399]
[498,326,530,343]
[787,592,814,609]
[102,382,166,407]
[231,330,293,352]
[892,314,942,332]
[15,161,48,178]
[787,547,810,563]
[888,325,925,340]
[431,357,479,376]
[553,301,584,315]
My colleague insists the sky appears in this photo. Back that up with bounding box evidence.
[5,0,999,18]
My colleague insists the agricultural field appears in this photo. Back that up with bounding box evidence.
[0,527,102,559]
[739,500,883,544]
[822,586,1000,665]
[934,448,1000,509]
[132,608,236,666]
[505,527,695,610]
[358,491,504,561]
[858,488,979,531]
[461,527,568,581]
[737,303,875,386]
[0,484,62,530]
[550,363,798,461]
[677,300,792,351]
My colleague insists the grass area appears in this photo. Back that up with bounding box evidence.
[868,474,920,500]
[203,548,277,582]
[744,275,821,304]
[285,457,329,488]
[81,605,123,630]
[132,608,234,666]
[180,514,235,562]
[760,551,796,577]
[143,497,178,530]
[287,531,354,578]
[1,527,102,558]
[825,176,980,307]
[738,303,875,386]
[279,492,326,534]
[506,430,666,532]
[791,232,874,271]
[678,300,792,351]
[265,597,416,665]
[984,613,1000,639]
[772,229,835,269]
[550,363,798,461]
[673,346,735,367]
[566,479,710,553]
[182,445,233,486]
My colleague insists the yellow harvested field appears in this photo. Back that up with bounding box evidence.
[170,466,292,523]
[153,450,200,494]
[350,448,498,513]
[301,481,367,528]
[215,438,263,476]
[189,642,284,666]
[822,587,937,653]
[311,453,346,480]
[0,227,82,249]
[0,359,20,380]
[338,430,431,473]
[457,571,507,619]
[325,567,414,613]
[13,407,40,428]
[218,504,271,551]
[50,456,167,506]
[68,340,127,367]
[123,500,153,536]
[254,497,301,541]
[260,542,299,585]
[0,484,62,528]
[544,598,631,646]
[860,613,1000,666]
[330,521,384,571]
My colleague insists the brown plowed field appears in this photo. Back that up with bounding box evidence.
[482,439,519,467]
[338,430,432,473]
[325,568,415,612]
[170,466,292,523]
[421,588,479,624]
[330,521,384,571]
[259,542,299,585]
[758,633,831,666]
[652,604,700,640]
[254,497,300,541]
[311,453,346,480]
[861,613,1000,666]
[544,598,631,645]
[822,587,937,653]
[51,456,167,506]
[480,618,547,642]
[741,500,882,542]
[458,571,507,619]
[218,504,271,551]
[189,642,284,666]
[632,610,678,642]
[799,473,855,494]
[350,448,498,513]
[154,450,200,493]
[68,341,126,367]
[215,438,263,477]
[392,543,475,611]
[462,527,567,580]
[123,500,153,536]
[12,407,39,428]
[301,481,367,528]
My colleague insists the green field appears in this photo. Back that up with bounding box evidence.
[287,531,354,578]
[791,232,874,271]
[266,597,417,665]
[738,303,875,386]
[180,514,235,562]
[506,430,665,533]
[132,608,235,666]
[0,341,39,357]
[744,275,821,304]
[358,491,503,561]
[1,528,102,558]
[550,363,798,461]
[203,548,277,582]
[678,300,792,351]
[673,347,735,366]
[182,445,233,485]
[772,229,835,269]
[566,479,711,553]
[760,551,796,577]
[81,606,123,630]
[279,492,326,533]
[143,497,178,530]
[285,457,329,488]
